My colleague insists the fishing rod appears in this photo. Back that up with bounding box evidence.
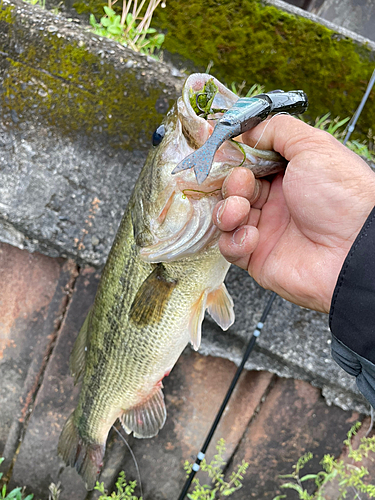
[343,68,375,146]
[177,291,277,500]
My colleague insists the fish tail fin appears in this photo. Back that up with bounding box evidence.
[120,387,166,439]
[58,412,105,490]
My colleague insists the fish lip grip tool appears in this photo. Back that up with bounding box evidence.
[172,90,309,184]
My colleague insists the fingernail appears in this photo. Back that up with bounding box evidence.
[216,199,227,225]
[232,226,247,245]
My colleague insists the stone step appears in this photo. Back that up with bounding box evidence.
[0,242,372,500]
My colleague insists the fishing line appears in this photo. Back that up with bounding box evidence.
[365,406,374,438]
[253,112,289,149]
[177,291,277,500]
[112,425,143,499]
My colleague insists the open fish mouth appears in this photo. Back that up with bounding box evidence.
[178,74,237,153]
[140,74,286,264]
[176,74,286,185]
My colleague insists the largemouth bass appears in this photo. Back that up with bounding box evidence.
[58,73,285,489]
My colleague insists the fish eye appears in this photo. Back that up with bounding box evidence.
[152,124,165,146]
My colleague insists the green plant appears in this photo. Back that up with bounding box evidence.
[273,422,375,499]
[95,471,142,500]
[48,483,61,500]
[306,112,375,163]
[89,0,165,56]
[92,439,246,500]
[184,438,249,499]
[230,82,265,98]
[0,458,33,500]
[22,0,46,8]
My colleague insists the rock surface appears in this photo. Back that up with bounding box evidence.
[1,244,372,499]
[0,0,183,266]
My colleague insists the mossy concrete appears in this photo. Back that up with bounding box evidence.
[0,0,183,266]
[152,0,375,140]
[71,0,375,140]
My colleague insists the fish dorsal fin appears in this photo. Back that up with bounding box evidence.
[70,308,92,384]
[129,264,177,326]
[189,291,208,351]
[120,388,166,439]
[207,283,235,331]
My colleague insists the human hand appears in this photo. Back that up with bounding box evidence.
[212,115,375,313]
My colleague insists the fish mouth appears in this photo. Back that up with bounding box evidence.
[180,73,238,151]
[173,73,245,191]
[175,73,285,189]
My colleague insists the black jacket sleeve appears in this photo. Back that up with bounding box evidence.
[329,206,375,408]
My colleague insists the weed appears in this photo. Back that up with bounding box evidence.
[184,438,249,499]
[48,482,61,500]
[230,82,265,98]
[95,471,141,500]
[302,112,375,162]
[89,0,165,56]
[273,422,375,499]
[22,0,46,8]
[92,439,247,499]
[0,458,33,500]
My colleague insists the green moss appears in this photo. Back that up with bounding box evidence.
[0,2,14,23]
[0,12,175,149]
[67,0,375,139]
[151,0,374,139]
[4,0,374,144]
[73,0,105,18]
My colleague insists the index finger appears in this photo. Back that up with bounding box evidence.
[241,114,334,161]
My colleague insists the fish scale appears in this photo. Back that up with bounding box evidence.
[57,73,290,489]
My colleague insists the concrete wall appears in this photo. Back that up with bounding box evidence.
[308,0,375,42]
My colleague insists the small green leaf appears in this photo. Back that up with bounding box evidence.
[126,13,134,26]
[103,5,115,17]
[89,13,98,27]
[300,474,319,481]
[107,25,123,35]
[112,15,122,25]
[6,487,22,498]
[101,16,111,27]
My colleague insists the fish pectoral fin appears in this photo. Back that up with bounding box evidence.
[120,388,166,439]
[58,412,105,490]
[70,308,92,384]
[189,291,208,351]
[129,264,177,326]
[207,283,235,331]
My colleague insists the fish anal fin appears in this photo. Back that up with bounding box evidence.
[70,308,92,384]
[129,264,177,326]
[207,283,235,331]
[58,412,105,490]
[120,388,166,439]
[189,291,207,351]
